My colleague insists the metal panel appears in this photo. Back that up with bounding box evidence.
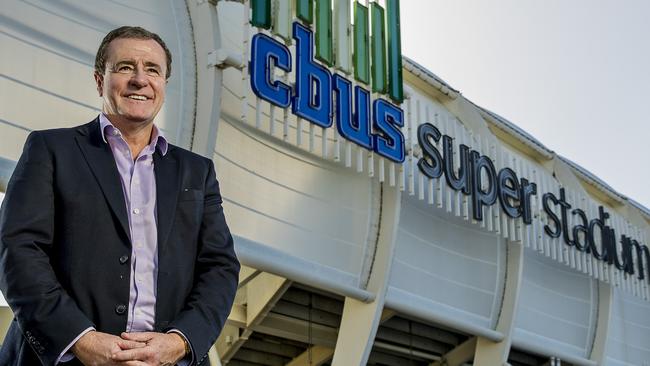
[513,249,598,359]
[604,288,650,365]
[214,118,372,281]
[388,191,506,331]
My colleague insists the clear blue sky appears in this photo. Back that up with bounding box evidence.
[401,1,650,211]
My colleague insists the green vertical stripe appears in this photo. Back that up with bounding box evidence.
[272,0,293,41]
[371,3,387,93]
[296,0,313,24]
[353,2,370,85]
[387,0,403,102]
[251,0,272,29]
[315,0,333,65]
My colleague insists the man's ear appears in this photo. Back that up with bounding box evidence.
[94,72,104,97]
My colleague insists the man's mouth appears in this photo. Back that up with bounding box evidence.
[126,94,149,101]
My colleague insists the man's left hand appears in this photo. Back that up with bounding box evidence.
[110,332,186,366]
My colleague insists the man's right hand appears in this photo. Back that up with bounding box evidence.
[72,331,146,366]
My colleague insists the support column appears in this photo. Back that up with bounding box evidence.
[588,281,613,364]
[430,337,477,366]
[286,345,335,366]
[474,240,524,365]
[330,182,401,365]
[185,0,225,157]
[216,272,291,363]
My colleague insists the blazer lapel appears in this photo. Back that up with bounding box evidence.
[153,148,180,253]
[75,119,131,242]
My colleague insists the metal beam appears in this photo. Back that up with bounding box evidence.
[226,303,246,328]
[215,324,241,361]
[286,345,335,366]
[217,272,291,363]
[253,312,338,347]
[246,273,291,328]
[208,343,222,366]
[381,317,461,346]
[237,265,260,288]
[474,241,524,365]
[588,282,613,364]
[331,182,402,365]
[380,308,397,323]
[186,0,222,157]
[373,341,440,362]
[429,337,477,366]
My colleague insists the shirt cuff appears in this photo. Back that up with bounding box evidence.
[55,327,95,364]
[167,329,194,366]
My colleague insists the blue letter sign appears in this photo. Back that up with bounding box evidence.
[250,33,292,108]
[249,21,406,163]
[292,22,332,128]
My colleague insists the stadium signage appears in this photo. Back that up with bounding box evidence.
[417,123,650,282]
[248,0,406,163]
[250,23,404,163]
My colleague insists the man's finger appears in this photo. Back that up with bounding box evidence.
[111,347,152,361]
[121,331,155,342]
[117,339,147,350]
[122,361,149,366]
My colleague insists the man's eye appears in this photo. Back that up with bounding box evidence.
[146,68,161,76]
[117,65,134,73]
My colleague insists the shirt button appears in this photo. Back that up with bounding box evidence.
[119,255,129,264]
[112,129,120,136]
[132,208,140,214]
[134,241,143,249]
[133,178,140,185]
[115,304,127,315]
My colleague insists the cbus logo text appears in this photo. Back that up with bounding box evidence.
[249,22,405,163]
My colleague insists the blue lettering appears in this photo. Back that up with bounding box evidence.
[373,99,405,163]
[333,75,372,149]
[248,21,406,164]
[250,33,292,108]
[292,22,332,128]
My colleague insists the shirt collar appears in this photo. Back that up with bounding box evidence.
[99,113,168,156]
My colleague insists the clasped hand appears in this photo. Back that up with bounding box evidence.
[72,330,186,366]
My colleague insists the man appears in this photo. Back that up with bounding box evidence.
[0,26,240,365]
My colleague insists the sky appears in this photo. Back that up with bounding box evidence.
[399,1,650,211]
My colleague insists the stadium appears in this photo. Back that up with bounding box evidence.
[1,1,649,365]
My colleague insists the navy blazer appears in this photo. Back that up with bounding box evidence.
[0,118,240,365]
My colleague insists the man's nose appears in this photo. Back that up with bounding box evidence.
[129,67,149,87]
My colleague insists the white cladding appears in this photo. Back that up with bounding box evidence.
[387,194,505,331]
[213,118,373,287]
[513,250,597,359]
[605,288,650,365]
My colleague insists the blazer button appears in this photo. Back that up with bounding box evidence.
[119,255,129,264]
[115,304,127,315]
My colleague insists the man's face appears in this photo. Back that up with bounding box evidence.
[94,38,167,126]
